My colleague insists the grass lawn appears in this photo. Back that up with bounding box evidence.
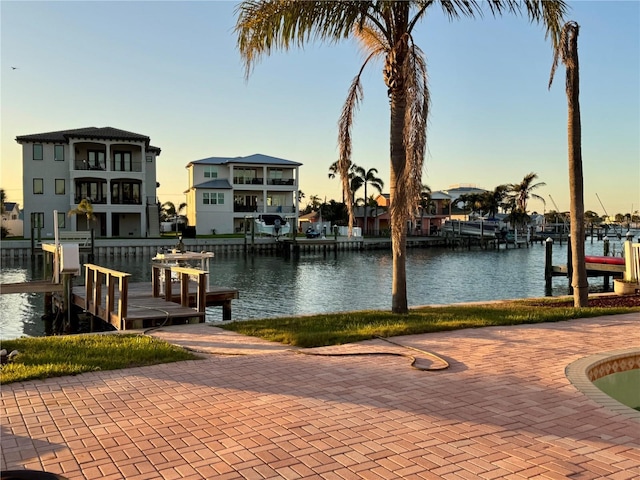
[0,334,199,385]
[217,298,640,348]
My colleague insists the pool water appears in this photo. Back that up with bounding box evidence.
[593,369,640,410]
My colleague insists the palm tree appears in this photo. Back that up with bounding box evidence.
[0,189,6,215]
[549,21,587,307]
[328,160,363,205]
[483,184,510,220]
[351,166,384,235]
[68,199,95,231]
[416,184,431,231]
[508,173,546,225]
[161,201,187,222]
[236,1,566,314]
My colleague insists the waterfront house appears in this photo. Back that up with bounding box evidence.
[16,127,161,239]
[1,202,23,237]
[184,153,302,235]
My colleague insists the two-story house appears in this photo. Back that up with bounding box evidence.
[184,154,302,234]
[16,127,161,239]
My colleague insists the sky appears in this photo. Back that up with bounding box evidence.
[1,0,639,218]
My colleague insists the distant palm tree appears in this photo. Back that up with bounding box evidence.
[417,184,432,226]
[549,21,587,307]
[482,184,510,220]
[236,0,566,314]
[508,173,546,224]
[0,189,6,214]
[351,166,384,235]
[161,201,187,222]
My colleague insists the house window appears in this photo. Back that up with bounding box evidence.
[203,192,224,205]
[54,145,65,161]
[57,212,66,229]
[33,178,44,194]
[269,169,283,179]
[204,166,218,179]
[267,193,286,207]
[31,212,44,230]
[110,181,140,204]
[113,152,132,171]
[55,179,65,195]
[33,144,43,160]
[87,150,106,170]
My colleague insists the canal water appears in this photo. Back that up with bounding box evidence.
[0,237,632,340]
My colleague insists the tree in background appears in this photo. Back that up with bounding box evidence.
[506,173,546,226]
[68,199,95,231]
[236,0,566,314]
[161,201,187,222]
[351,166,384,235]
[549,21,587,307]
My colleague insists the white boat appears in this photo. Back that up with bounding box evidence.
[441,220,502,238]
[255,214,290,237]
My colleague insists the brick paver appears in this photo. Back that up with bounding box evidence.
[1,314,639,479]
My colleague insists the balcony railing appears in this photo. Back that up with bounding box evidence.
[233,177,264,185]
[111,198,142,205]
[234,205,258,213]
[267,179,295,186]
[266,206,295,213]
[74,196,107,205]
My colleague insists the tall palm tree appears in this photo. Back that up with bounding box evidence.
[351,166,384,235]
[508,172,546,223]
[549,21,587,307]
[236,0,566,314]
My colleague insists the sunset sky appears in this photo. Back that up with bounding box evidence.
[2,1,638,217]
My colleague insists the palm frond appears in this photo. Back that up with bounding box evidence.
[236,0,372,78]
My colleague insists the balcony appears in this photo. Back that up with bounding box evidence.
[234,204,258,213]
[233,177,264,185]
[74,196,107,205]
[267,179,295,186]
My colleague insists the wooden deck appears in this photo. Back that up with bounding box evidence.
[72,282,239,330]
[71,263,239,331]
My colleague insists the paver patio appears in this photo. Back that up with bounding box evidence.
[1,313,639,479]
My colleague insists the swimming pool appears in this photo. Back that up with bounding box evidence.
[566,347,640,421]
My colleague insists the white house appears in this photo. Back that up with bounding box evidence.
[1,201,23,237]
[184,154,302,234]
[16,127,161,238]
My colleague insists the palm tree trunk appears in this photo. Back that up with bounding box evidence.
[390,88,408,314]
[566,24,588,307]
[363,184,368,236]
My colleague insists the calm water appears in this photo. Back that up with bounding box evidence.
[0,237,632,340]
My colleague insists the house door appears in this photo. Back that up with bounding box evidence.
[111,213,120,237]
[246,195,257,211]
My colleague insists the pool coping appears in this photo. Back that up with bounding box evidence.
[565,346,640,422]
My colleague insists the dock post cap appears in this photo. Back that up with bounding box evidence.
[545,237,553,243]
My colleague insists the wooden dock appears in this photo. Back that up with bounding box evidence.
[70,263,239,331]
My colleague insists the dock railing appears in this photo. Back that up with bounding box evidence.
[84,264,131,330]
[151,264,208,314]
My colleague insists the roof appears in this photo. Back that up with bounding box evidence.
[188,153,302,168]
[192,180,233,190]
[16,127,161,154]
[430,191,452,200]
[3,202,18,212]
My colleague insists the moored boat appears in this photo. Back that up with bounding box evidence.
[255,214,290,237]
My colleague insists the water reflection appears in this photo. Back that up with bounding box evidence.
[0,240,625,339]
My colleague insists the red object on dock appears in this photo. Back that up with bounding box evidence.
[584,255,625,265]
